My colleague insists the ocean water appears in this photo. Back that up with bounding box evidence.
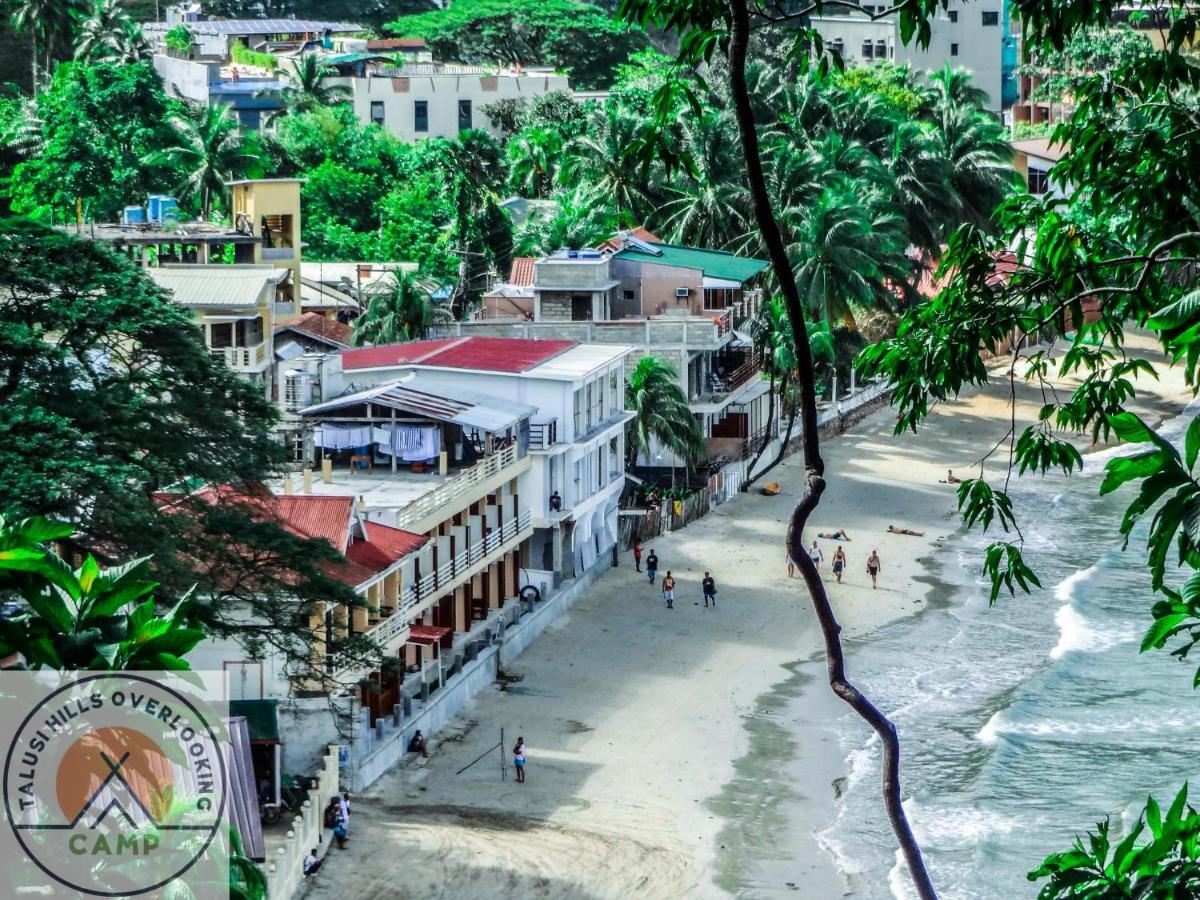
[818,405,1200,899]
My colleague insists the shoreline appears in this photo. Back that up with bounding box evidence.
[299,335,1192,900]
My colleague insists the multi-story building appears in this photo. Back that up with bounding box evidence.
[433,234,772,467]
[811,0,1017,112]
[337,63,571,141]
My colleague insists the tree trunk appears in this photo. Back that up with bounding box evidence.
[725,3,937,898]
[744,382,797,490]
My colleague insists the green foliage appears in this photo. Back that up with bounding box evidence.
[274,53,352,120]
[514,183,615,254]
[231,40,279,71]
[74,0,149,64]
[1020,27,1156,105]
[164,23,192,53]
[387,0,649,90]
[625,356,705,467]
[1029,785,1200,898]
[6,60,179,222]
[353,270,449,344]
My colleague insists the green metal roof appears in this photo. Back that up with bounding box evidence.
[612,242,768,284]
[325,52,392,64]
[230,699,280,743]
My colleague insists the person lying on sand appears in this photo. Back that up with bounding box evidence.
[818,529,851,541]
[888,525,925,537]
[938,469,962,484]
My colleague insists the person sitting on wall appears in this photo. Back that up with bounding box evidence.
[549,491,562,512]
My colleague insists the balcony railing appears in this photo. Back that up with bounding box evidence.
[721,352,762,395]
[210,342,267,371]
[394,442,522,531]
[529,420,558,450]
[401,508,532,610]
[701,307,733,337]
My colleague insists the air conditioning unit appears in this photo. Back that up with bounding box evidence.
[675,287,689,297]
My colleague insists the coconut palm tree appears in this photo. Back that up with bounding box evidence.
[515,184,616,255]
[883,119,956,257]
[562,104,649,226]
[624,356,705,470]
[73,0,146,63]
[659,111,746,248]
[921,66,1019,230]
[506,127,564,198]
[10,0,82,87]
[784,183,908,327]
[149,103,262,219]
[274,54,351,118]
[353,271,449,346]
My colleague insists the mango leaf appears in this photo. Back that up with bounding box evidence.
[1100,449,1171,496]
[1187,415,1200,470]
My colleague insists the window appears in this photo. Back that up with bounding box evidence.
[875,40,887,58]
[1027,167,1049,195]
[950,42,959,56]
[622,289,634,301]
[861,40,874,59]
[829,38,844,56]
[414,100,428,133]
[948,9,958,22]
[982,10,999,25]
[458,99,472,132]
[573,388,584,435]
[370,101,384,127]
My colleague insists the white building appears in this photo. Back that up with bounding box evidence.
[811,0,1013,111]
[338,64,571,141]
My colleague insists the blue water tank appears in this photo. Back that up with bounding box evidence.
[158,196,179,224]
[147,194,165,222]
[122,205,146,225]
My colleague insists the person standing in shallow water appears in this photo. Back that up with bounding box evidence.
[513,736,526,783]
[867,550,881,589]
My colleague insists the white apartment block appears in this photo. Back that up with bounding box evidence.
[338,65,572,141]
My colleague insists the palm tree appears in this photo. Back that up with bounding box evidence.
[624,356,705,471]
[11,0,82,87]
[506,127,564,198]
[274,54,351,119]
[515,184,616,255]
[149,103,262,219]
[921,65,1019,229]
[659,111,746,248]
[73,0,146,63]
[883,119,956,256]
[784,183,908,327]
[562,104,649,226]
[353,271,449,346]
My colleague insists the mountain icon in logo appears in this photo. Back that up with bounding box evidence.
[57,727,172,827]
[69,750,160,831]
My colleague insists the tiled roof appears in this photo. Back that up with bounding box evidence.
[277,312,354,348]
[273,495,354,552]
[341,336,575,374]
[612,241,768,284]
[321,556,381,588]
[598,227,661,252]
[363,521,427,557]
[508,257,536,287]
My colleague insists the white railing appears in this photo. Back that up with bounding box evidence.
[210,342,267,371]
[401,508,532,610]
[394,443,521,530]
[264,744,340,900]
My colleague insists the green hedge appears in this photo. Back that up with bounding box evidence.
[231,42,279,71]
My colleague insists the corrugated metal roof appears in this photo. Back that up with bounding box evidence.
[145,19,362,35]
[301,372,535,433]
[612,241,767,283]
[341,336,575,373]
[146,266,284,308]
[272,495,353,552]
[525,344,633,380]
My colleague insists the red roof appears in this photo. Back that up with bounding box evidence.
[408,624,453,645]
[278,312,354,349]
[363,521,427,557]
[341,336,575,374]
[508,257,536,287]
[598,227,662,253]
[273,496,355,552]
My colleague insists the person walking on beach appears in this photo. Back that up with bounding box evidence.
[662,571,676,609]
[646,549,659,584]
[633,539,643,572]
[701,571,716,607]
[809,540,823,571]
[832,547,846,584]
[513,736,527,783]
[787,554,796,578]
[867,550,881,589]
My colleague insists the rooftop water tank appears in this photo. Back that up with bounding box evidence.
[158,196,179,225]
[147,194,167,222]
[122,205,146,225]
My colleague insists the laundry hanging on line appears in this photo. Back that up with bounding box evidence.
[372,425,442,461]
[313,424,373,450]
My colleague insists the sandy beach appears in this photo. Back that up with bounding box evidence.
[301,334,1191,900]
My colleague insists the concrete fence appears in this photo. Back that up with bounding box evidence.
[265,744,341,900]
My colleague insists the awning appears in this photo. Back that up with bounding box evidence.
[731,328,754,348]
[202,314,261,323]
[229,699,281,744]
[408,624,452,645]
[731,379,772,405]
[300,372,536,434]
[703,276,742,290]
